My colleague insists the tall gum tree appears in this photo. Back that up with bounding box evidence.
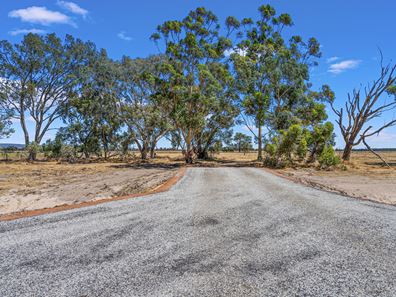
[231,5,322,161]
[119,55,171,160]
[0,33,93,159]
[151,7,239,163]
[62,49,121,159]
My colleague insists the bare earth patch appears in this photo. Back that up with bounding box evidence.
[0,161,178,215]
[279,151,396,205]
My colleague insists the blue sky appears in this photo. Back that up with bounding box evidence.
[1,0,395,148]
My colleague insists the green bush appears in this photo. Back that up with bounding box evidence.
[318,145,340,168]
[42,137,63,159]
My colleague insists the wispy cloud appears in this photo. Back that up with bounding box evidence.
[57,1,88,18]
[361,131,396,148]
[117,31,133,41]
[8,28,47,36]
[328,59,361,74]
[326,56,339,63]
[9,6,75,27]
[224,48,247,57]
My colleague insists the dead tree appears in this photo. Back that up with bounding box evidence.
[330,61,396,162]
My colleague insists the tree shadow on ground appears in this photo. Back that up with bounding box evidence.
[110,158,263,169]
[364,162,396,167]
[110,162,182,170]
[191,158,263,168]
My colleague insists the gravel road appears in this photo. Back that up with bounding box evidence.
[1,167,395,297]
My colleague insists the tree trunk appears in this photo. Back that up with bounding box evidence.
[363,138,391,168]
[150,142,156,159]
[185,141,193,164]
[150,147,155,159]
[257,124,263,161]
[28,151,36,162]
[197,148,209,160]
[141,149,148,160]
[342,142,353,161]
[308,145,317,163]
[184,130,194,164]
[140,142,149,160]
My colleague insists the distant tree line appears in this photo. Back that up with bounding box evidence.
[0,5,394,166]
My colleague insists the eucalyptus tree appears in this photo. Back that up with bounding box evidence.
[61,49,121,159]
[119,55,170,160]
[192,61,239,159]
[151,7,239,163]
[0,107,13,139]
[233,132,253,153]
[231,5,322,160]
[0,33,93,159]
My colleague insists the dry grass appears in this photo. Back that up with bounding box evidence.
[337,150,396,174]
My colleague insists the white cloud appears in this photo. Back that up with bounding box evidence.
[8,28,47,36]
[326,56,339,63]
[225,48,247,57]
[9,6,75,27]
[328,59,361,74]
[117,31,133,41]
[57,1,88,18]
[358,131,396,148]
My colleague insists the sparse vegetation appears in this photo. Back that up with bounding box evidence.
[0,4,394,171]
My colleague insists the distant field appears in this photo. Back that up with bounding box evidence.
[1,149,396,169]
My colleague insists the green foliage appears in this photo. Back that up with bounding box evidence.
[42,137,63,159]
[297,137,308,160]
[0,33,95,146]
[264,122,337,167]
[318,145,340,168]
[0,6,340,168]
[232,4,326,161]
[306,122,335,161]
[264,124,304,166]
[387,84,396,96]
[0,110,14,139]
[119,55,171,159]
[61,49,121,159]
[233,132,253,153]
[152,7,239,162]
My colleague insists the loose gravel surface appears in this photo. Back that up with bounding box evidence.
[1,167,395,297]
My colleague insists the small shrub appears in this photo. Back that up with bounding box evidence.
[318,145,340,168]
[60,146,77,163]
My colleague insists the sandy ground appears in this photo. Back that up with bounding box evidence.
[279,151,396,205]
[0,162,178,215]
[280,168,396,205]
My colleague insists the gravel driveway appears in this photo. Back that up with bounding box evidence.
[1,167,395,296]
